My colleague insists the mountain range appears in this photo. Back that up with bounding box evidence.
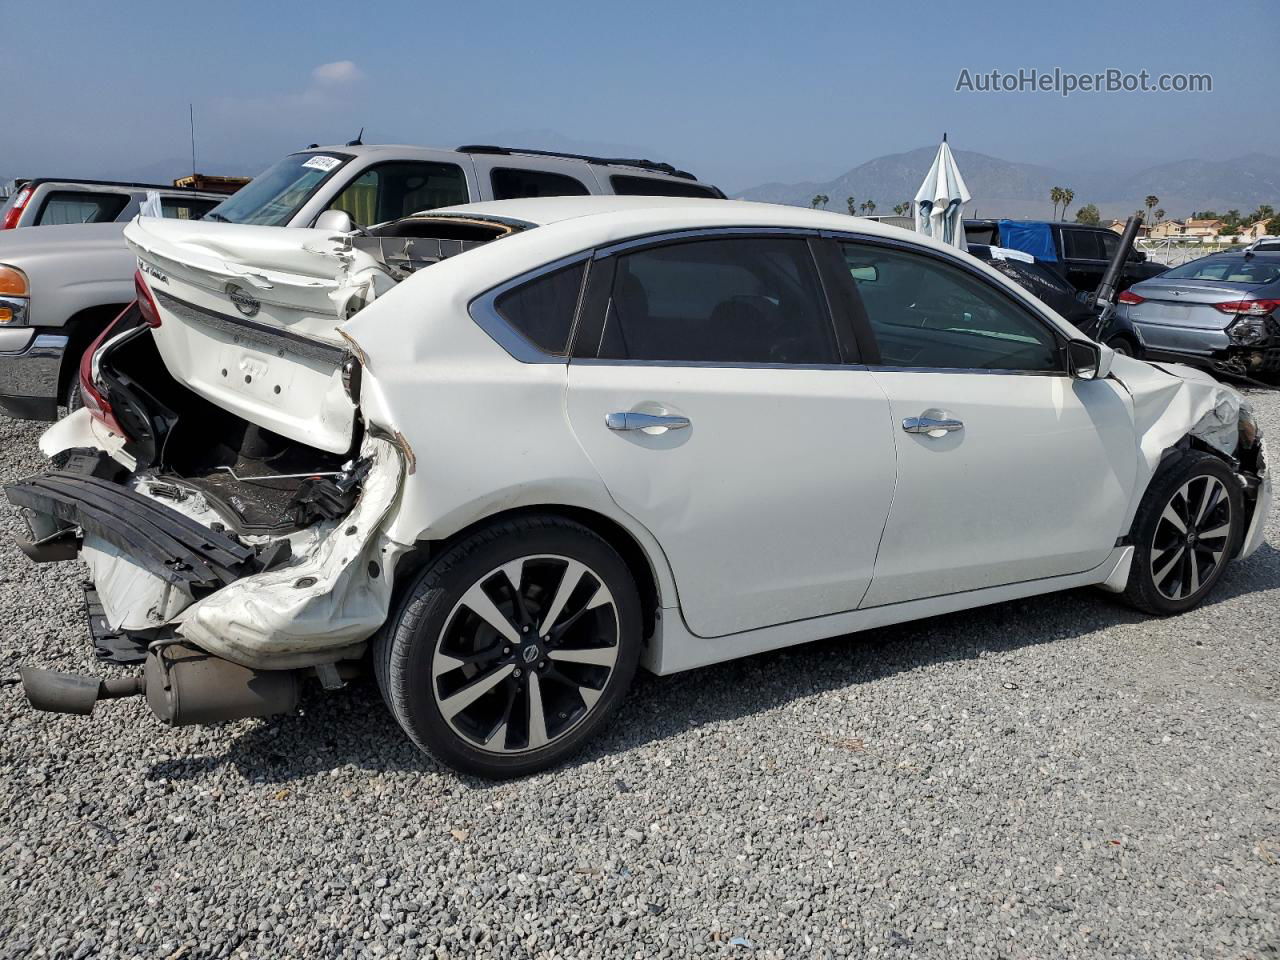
[735,148,1280,221]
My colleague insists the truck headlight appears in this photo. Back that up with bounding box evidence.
[0,264,28,325]
[1227,314,1271,346]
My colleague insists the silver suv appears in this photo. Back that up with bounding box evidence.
[0,144,723,420]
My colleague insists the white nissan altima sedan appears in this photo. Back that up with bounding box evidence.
[9,196,1271,777]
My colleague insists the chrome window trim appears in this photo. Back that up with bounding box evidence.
[595,226,820,259]
[468,251,594,364]
[821,229,1074,376]
[570,358,871,372]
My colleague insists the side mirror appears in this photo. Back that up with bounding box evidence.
[1129,250,1147,262]
[315,209,356,233]
[1068,339,1113,380]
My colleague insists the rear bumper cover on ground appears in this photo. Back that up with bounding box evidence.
[0,330,67,420]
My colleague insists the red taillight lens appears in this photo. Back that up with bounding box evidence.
[1117,290,1145,305]
[134,270,162,327]
[78,304,134,437]
[1214,298,1280,317]
[1,187,30,230]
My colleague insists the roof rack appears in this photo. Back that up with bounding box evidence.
[456,145,698,181]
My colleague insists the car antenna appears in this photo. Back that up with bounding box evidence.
[346,127,364,146]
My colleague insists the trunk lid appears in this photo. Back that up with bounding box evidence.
[123,218,396,453]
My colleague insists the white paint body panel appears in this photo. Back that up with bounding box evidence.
[861,372,1137,605]
[566,363,896,636]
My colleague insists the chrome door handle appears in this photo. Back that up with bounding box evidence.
[902,414,964,436]
[605,412,691,432]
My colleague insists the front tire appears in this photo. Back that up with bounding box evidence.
[1106,336,1138,358]
[1123,451,1243,615]
[375,515,642,778]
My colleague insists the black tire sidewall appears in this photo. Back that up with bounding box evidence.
[1126,452,1243,615]
[384,518,642,778]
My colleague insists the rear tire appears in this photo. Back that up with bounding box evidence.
[375,515,642,778]
[1122,451,1242,615]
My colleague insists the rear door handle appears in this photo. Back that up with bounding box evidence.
[902,413,964,436]
[605,412,691,433]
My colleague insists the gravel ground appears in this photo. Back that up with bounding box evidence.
[2,395,1278,960]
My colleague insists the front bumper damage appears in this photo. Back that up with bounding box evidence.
[5,427,411,723]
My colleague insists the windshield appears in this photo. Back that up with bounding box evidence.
[204,152,352,226]
[1160,256,1280,286]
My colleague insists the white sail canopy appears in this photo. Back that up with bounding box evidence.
[912,138,971,250]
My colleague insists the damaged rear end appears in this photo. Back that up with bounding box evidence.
[6,214,515,724]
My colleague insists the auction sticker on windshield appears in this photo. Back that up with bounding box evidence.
[302,155,342,172]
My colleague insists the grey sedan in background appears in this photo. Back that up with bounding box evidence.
[1115,251,1280,380]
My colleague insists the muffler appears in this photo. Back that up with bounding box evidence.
[21,642,300,725]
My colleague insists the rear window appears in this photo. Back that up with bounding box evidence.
[491,167,591,200]
[1160,257,1280,285]
[36,191,130,225]
[162,197,219,220]
[609,175,721,199]
[494,262,587,355]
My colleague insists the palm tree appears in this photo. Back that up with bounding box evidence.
[846,196,856,216]
[893,202,909,216]
[1144,195,1159,223]
[864,200,876,216]
[1050,187,1064,219]
[811,195,823,209]
[1059,188,1074,220]
[1154,208,1165,224]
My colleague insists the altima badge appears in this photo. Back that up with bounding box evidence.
[226,283,261,318]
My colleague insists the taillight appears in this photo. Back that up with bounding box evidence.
[1213,298,1280,317]
[78,305,134,437]
[1,187,31,230]
[1117,290,1145,305]
[134,269,162,327]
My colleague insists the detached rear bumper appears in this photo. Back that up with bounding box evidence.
[0,329,67,421]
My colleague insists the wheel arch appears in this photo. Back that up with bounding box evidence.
[57,302,131,402]
[395,503,674,642]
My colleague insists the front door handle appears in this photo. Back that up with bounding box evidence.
[605,412,691,433]
[902,413,964,437]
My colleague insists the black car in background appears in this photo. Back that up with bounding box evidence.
[965,220,1166,295]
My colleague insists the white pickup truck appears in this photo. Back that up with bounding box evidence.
[0,144,723,420]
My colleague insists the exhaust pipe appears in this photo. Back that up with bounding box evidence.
[21,667,144,715]
[20,643,300,724]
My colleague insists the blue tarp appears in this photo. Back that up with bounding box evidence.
[997,220,1057,262]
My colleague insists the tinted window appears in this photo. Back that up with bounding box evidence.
[598,237,836,364]
[841,242,1061,372]
[1161,256,1280,285]
[1062,229,1104,260]
[494,262,586,355]
[36,191,130,225]
[162,197,219,220]
[492,167,590,200]
[609,175,721,199]
[328,161,469,225]
[1099,231,1121,260]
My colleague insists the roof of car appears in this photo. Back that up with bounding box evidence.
[424,195,936,250]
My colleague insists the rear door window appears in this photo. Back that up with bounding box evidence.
[596,236,836,364]
[327,161,469,225]
[35,191,130,225]
[1061,229,1104,260]
[491,167,591,200]
[609,175,722,199]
